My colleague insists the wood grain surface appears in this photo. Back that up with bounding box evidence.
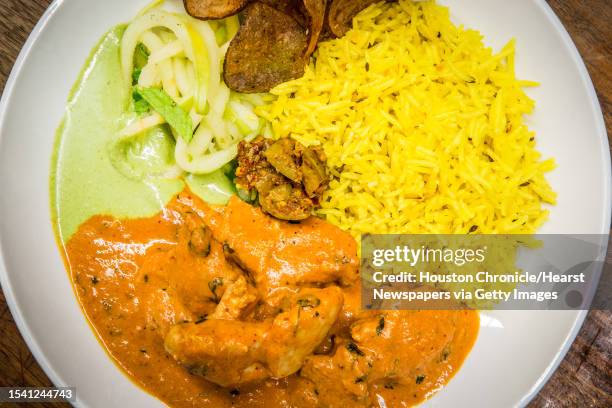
[0,0,610,407]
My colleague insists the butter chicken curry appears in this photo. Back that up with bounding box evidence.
[64,190,478,407]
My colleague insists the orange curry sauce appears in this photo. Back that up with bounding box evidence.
[62,189,479,407]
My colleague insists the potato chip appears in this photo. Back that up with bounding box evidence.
[259,0,315,32]
[184,0,250,20]
[224,2,307,92]
[303,0,326,57]
[328,0,381,37]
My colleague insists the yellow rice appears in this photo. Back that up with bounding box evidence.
[257,0,556,238]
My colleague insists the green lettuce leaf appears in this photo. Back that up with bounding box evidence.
[132,68,143,84]
[134,86,193,142]
[132,43,149,85]
[134,43,149,68]
[132,89,150,114]
[133,97,150,114]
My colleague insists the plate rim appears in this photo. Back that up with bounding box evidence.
[0,1,609,407]
[0,0,79,401]
[515,1,611,404]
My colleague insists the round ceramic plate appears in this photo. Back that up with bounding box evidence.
[0,0,609,407]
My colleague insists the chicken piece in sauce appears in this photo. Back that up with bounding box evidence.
[210,276,259,320]
[300,310,473,406]
[165,286,344,386]
[205,196,359,294]
[138,209,243,321]
[235,136,328,221]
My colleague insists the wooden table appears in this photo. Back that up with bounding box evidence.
[0,0,610,407]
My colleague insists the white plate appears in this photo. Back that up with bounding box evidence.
[0,0,609,407]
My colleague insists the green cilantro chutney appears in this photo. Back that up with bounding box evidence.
[51,26,234,242]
